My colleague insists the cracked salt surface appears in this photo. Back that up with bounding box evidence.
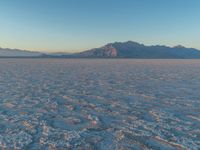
[0,59,200,149]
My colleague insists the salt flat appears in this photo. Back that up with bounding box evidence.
[0,59,199,149]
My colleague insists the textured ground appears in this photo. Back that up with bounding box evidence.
[0,59,199,150]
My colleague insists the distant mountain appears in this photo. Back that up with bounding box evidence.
[0,47,43,57]
[1,41,200,58]
[49,52,71,56]
[47,52,73,57]
[76,41,200,58]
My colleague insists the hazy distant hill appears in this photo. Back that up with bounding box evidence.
[0,47,43,57]
[76,41,200,58]
[1,41,200,58]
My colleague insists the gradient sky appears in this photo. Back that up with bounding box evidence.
[0,0,200,52]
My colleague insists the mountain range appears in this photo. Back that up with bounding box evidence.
[1,41,200,58]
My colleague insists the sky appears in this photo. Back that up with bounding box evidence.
[0,0,200,52]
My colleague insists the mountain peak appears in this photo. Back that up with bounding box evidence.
[173,45,186,49]
[106,41,143,46]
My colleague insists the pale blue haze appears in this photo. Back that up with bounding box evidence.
[0,0,200,52]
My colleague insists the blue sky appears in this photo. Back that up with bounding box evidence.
[0,0,200,52]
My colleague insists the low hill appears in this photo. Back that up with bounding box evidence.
[0,47,43,57]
